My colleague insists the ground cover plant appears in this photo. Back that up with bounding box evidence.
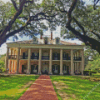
[0,75,39,100]
[50,75,100,100]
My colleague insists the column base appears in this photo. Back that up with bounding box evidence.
[15,72,18,74]
[70,73,75,75]
[60,73,63,75]
[26,71,30,74]
[38,72,41,75]
[49,72,52,75]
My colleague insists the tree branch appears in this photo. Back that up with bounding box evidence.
[73,17,86,35]
[30,12,57,21]
[94,0,100,9]
[11,0,18,11]
[67,25,100,53]
[0,18,30,46]
[90,30,100,39]
[67,0,78,26]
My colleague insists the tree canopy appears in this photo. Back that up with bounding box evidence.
[46,0,100,53]
[0,0,56,46]
[0,0,100,54]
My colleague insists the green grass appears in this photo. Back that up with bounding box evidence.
[50,75,100,100]
[0,75,39,100]
[52,81,62,100]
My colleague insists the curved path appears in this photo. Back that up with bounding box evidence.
[18,75,58,100]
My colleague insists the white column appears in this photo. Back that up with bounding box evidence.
[27,48,31,74]
[17,48,20,74]
[81,50,84,75]
[71,49,74,75]
[38,48,42,74]
[49,49,52,74]
[60,49,63,75]
[6,47,9,73]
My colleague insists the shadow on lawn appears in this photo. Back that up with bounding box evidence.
[0,75,11,77]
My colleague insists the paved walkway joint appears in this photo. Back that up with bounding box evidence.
[18,75,58,100]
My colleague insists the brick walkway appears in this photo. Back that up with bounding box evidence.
[18,75,58,100]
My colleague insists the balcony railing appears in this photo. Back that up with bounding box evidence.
[9,55,17,59]
[63,57,71,60]
[74,57,81,61]
[53,57,60,60]
[20,55,28,59]
[42,56,49,60]
[31,56,39,60]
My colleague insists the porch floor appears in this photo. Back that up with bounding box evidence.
[18,75,58,100]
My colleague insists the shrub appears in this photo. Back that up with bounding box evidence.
[0,60,5,73]
[83,70,97,76]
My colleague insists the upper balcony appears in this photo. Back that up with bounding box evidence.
[63,57,71,60]
[20,55,28,59]
[42,56,49,60]
[74,57,81,61]
[52,57,60,60]
[9,55,17,59]
[31,56,39,60]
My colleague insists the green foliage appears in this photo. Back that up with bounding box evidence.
[0,60,5,72]
[0,60,4,68]
[84,46,99,60]
[85,55,100,72]
[83,70,97,76]
[0,54,6,62]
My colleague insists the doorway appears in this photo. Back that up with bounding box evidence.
[52,64,60,75]
[42,65,49,74]
[22,65,27,74]
[63,64,69,75]
[31,64,38,74]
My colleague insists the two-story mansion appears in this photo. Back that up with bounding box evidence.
[5,32,84,75]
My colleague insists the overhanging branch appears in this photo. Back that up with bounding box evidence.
[67,0,78,26]
[73,17,86,35]
[11,0,18,11]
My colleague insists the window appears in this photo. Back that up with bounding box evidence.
[55,53,57,56]
[34,52,37,56]
[63,52,66,57]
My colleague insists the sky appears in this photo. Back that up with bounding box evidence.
[0,0,92,55]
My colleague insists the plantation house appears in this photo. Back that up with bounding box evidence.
[5,32,84,75]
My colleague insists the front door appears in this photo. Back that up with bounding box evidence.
[63,65,69,75]
[42,65,48,74]
[22,65,26,74]
[52,64,60,75]
[31,65,38,74]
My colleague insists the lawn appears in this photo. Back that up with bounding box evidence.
[50,75,100,100]
[0,75,39,100]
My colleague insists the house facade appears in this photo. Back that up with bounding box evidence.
[5,33,84,75]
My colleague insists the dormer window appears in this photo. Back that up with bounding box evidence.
[55,37,60,44]
[44,37,48,44]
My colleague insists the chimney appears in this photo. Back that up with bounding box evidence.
[51,31,53,40]
[40,34,42,39]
